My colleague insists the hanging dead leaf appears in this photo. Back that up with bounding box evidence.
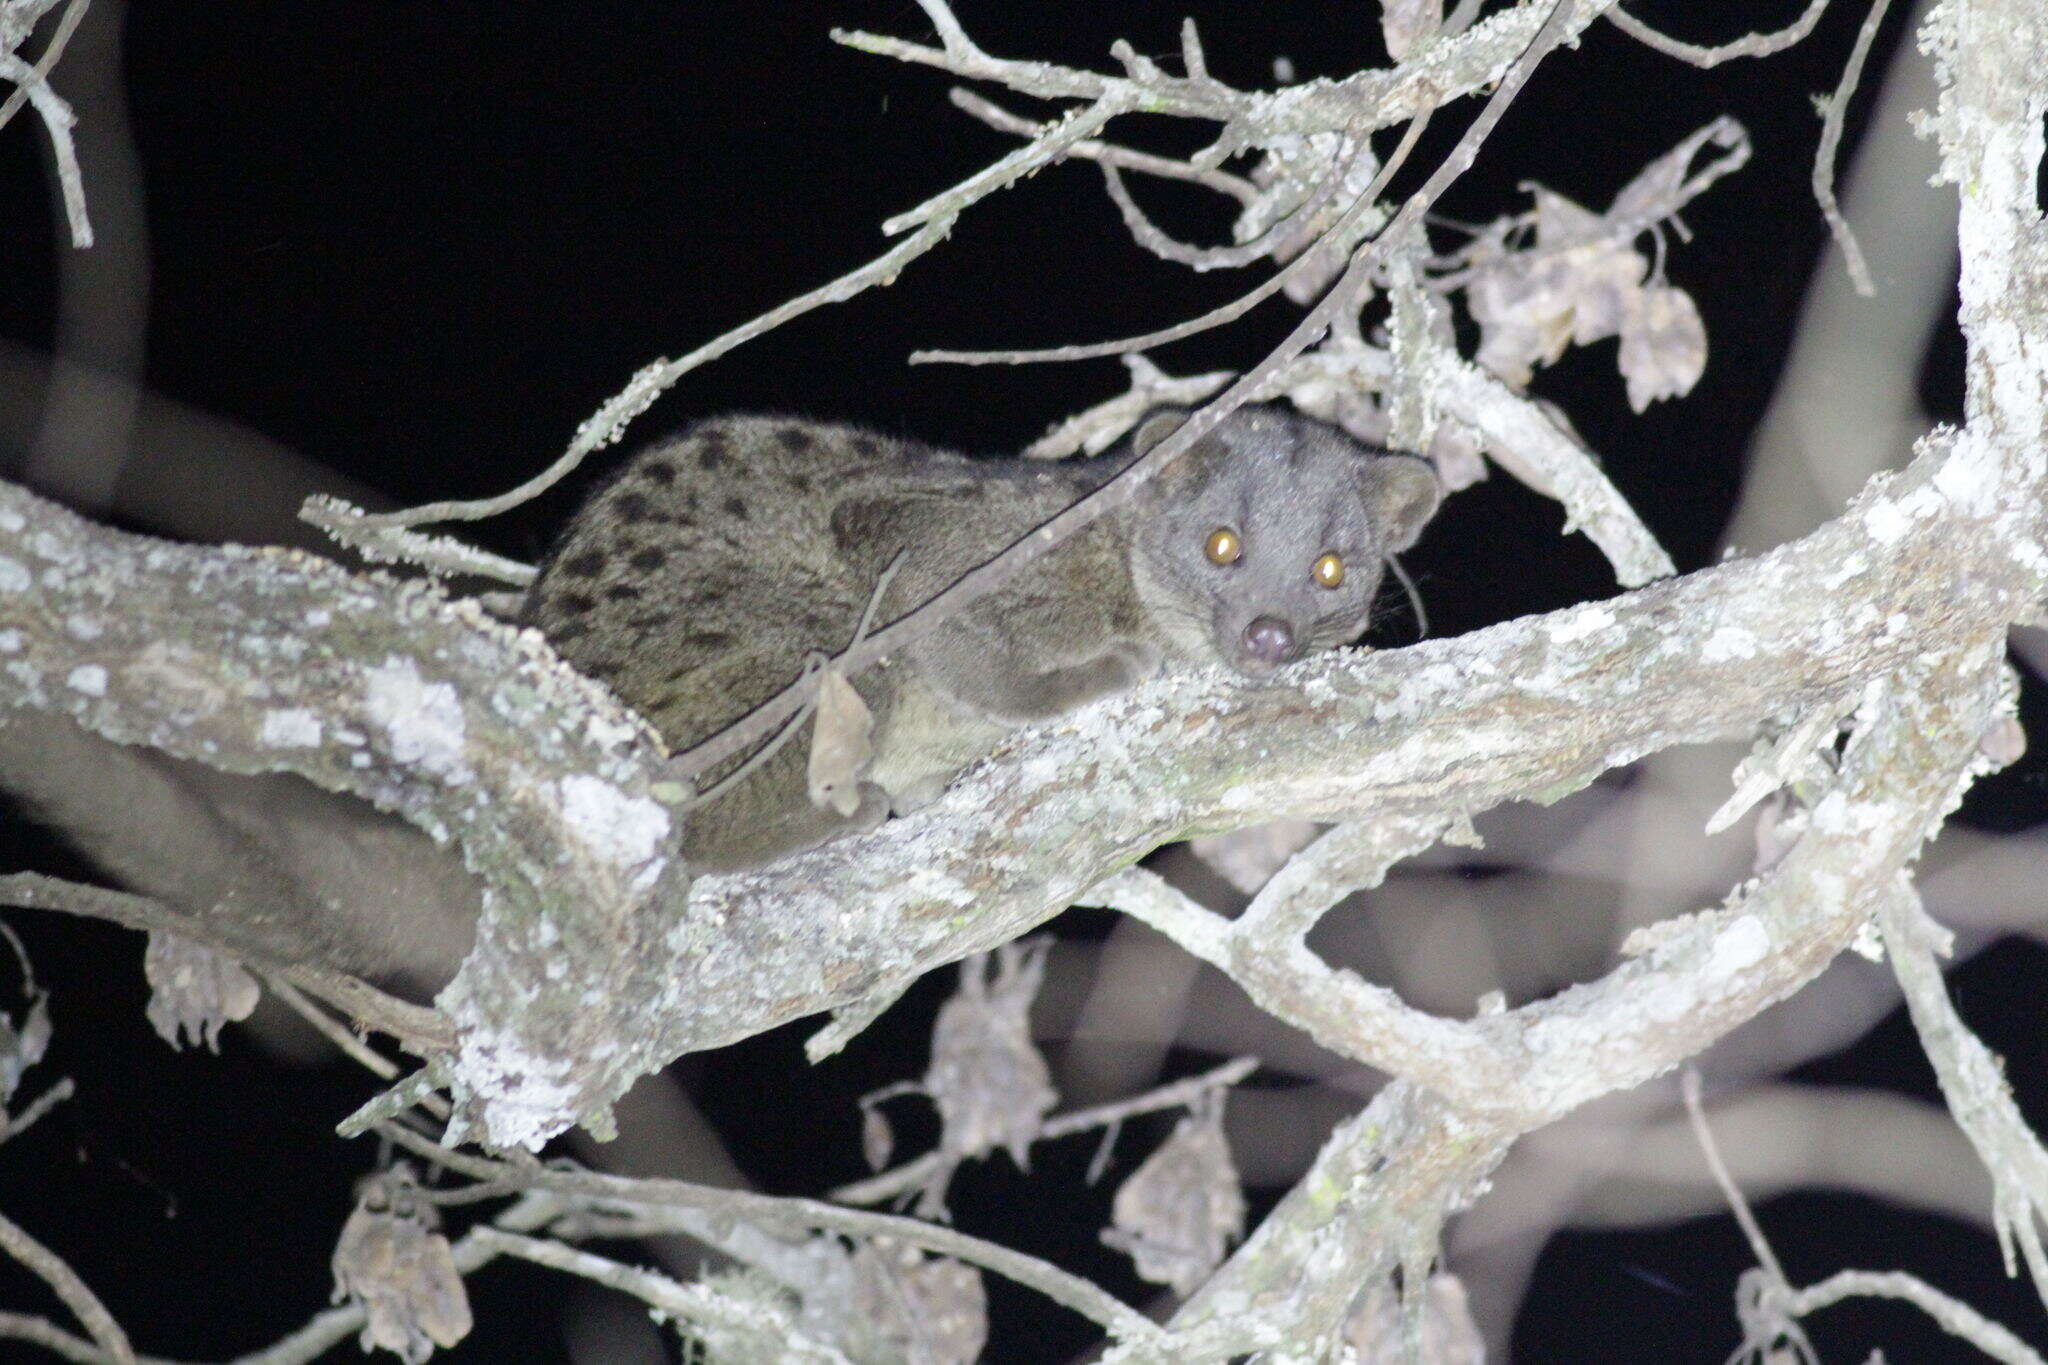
[848,1238,989,1365]
[861,1102,895,1173]
[331,1165,472,1364]
[0,989,49,1111]
[1618,282,1708,412]
[1101,1093,1244,1296]
[808,667,874,816]
[926,941,1056,1171]
[144,931,260,1053]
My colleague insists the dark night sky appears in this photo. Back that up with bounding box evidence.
[1,2,2045,1362]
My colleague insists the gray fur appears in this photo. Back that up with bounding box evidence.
[522,408,1441,871]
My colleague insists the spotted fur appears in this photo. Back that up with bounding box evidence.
[523,409,1440,869]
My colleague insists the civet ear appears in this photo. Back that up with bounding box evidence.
[1362,453,1442,553]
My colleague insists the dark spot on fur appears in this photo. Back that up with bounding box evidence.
[851,435,880,460]
[683,631,734,652]
[638,460,677,485]
[723,495,749,520]
[559,551,605,578]
[627,611,673,630]
[604,583,643,602]
[555,592,595,616]
[583,657,623,679]
[629,546,667,571]
[696,435,728,470]
[787,472,812,493]
[614,492,653,521]
[779,426,814,454]
[547,621,588,643]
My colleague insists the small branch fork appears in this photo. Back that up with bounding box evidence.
[0,0,93,248]
[1686,1069,2046,1365]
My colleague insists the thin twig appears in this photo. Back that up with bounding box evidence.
[1,1077,73,1144]
[948,88,1257,203]
[262,975,453,1122]
[1681,1069,1793,1291]
[1811,0,1891,298]
[1785,1271,2046,1365]
[883,95,1130,236]
[1606,0,1831,67]
[0,1312,111,1365]
[1099,140,1351,271]
[0,49,90,247]
[913,109,1430,366]
[0,1207,133,1365]
[685,547,906,809]
[297,499,538,585]
[339,214,956,531]
[0,0,85,136]
[471,1230,855,1364]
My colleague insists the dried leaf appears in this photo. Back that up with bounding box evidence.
[1101,1095,1244,1296]
[1608,116,1750,231]
[1530,186,1605,247]
[1468,254,1574,386]
[861,1103,895,1173]
[808,668,874,816]
[0,990,50,1110]
[847,1238,989,1365]
[1555,244,1648,346]
[1618,283,1707,412]
[1346,1273,1487,1363]
[1381,0,1441,61]
[1188,820,1322,895]
[144,931,260,1052]
[331,1165,472,1364]
[926,941,1056,1171]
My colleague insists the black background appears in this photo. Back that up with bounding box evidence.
[1,2,2046,1362]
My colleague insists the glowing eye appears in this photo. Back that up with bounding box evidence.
[1313,552,1345,589]
[1204,527,1243,565]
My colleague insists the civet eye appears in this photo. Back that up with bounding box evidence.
[1204,526,1243,565]
[1312,552,1345,589]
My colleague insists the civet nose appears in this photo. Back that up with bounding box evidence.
[1241,615,1297,666]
